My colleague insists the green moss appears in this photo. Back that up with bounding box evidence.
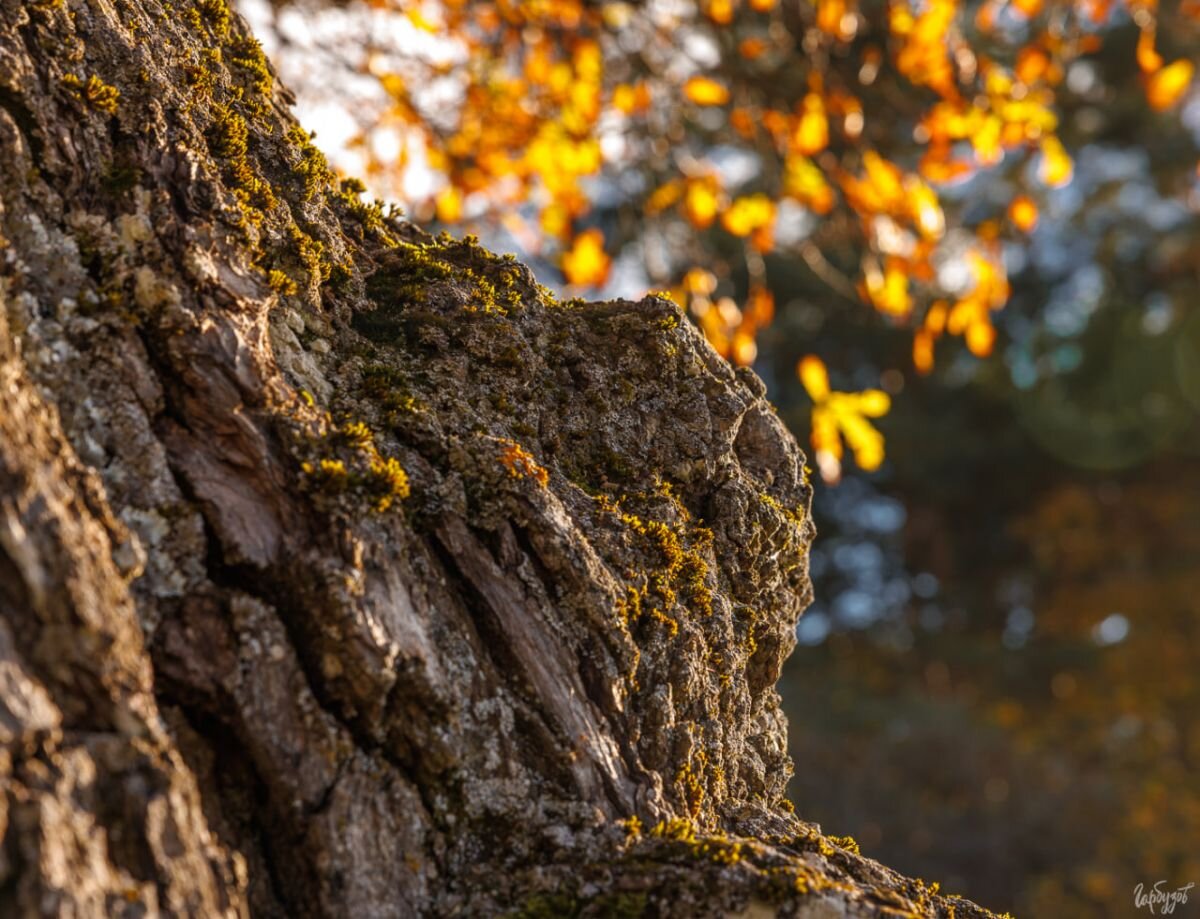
[337,178,387,233]
[194,0,231,37]
[287,125,335,201]
[184,48,222,99]
[301,458,350,494]
[362,235,534,316]
[606,488,714,635]
[101,156,141,195]
[287,224,331,284]
[228,36,273,96]
[366,455,410,511]
[227,157,278,214]
[657,312,680,331]
[301,420,410,514]
[210,106,248,158]
[509,893,579,919]
[508,891,648,919]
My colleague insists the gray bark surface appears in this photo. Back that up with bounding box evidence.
[0,1,1000,915]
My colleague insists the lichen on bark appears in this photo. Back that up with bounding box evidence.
[0,0,1001,915]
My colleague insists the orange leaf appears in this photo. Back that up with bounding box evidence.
[739,38,769,60]
[1008,194,1039,232]
[744,285,775,330]
[705,0,736,24]
[1137,28,1163,73]
[1015,48,1050,86]
[913,329,935,373]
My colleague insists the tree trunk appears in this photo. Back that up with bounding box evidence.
[0,1,998,915]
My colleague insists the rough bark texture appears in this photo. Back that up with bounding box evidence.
[0,1,1000,916]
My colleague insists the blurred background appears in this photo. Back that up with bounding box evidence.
[234,0,1199,913]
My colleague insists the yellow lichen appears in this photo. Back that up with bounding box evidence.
[63,74,121,114]
[499,440,549,487]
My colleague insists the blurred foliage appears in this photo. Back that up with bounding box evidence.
[782,447,1200,917]
[243,0,1200,912]
[252,0,1199,481]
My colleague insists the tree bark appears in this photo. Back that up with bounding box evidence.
[0,1,999,915]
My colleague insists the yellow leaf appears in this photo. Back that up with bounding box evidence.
[908,180,945,239]
[683,76,730,106]
[684,267,718,296]
[794,93,829,155]
[561,229,610,287]
[812,407,842,459]
[721,194,775,237]
[435,186,462,223]
[731,331,757,366]
[783,155,835,213]
[1037,135,1073,188]
[965,315,996,356]
[856,389,891,416]
[646,180,683,215]
[405,6,438,31]
[797,355,831,401]
[613,82,651,115]
[540,202,572,240]
[864,260,912,317]
[1146,59,1195,111]
[684,176,723,229]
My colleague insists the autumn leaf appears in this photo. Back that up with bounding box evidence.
[1146,60,1195,111]
[722,194,776,240]
[436,186,463,222]
[683,76,730,106]
[1008,195,1039,232]
[685,175,724,228]
[561,228,610,287]
[704,0,735,24]
[863,258,913,318]
[797,355,892,482]
[794,93,829,155]
[1038,135,1073,188]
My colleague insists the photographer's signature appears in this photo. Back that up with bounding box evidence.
[1135,880,1195,915]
